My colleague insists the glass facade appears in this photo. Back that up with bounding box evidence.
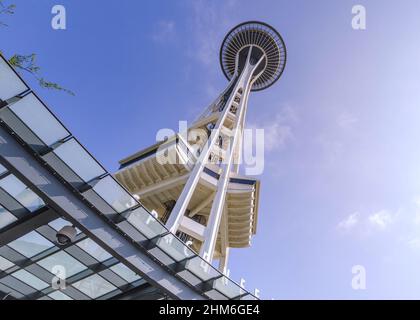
[76,239,112,263]
[0,57,28,101]
[92,175,136,213]
[8,231,54,258]
[11,269,49,291]
[37,251,87,278]
[0,174,45,212]
[0,164,46,231]
[0,205,17,230]
[0,218,145,300]
[72,274,116,299]
[48,290,72,300]
[53,138,106,182]
[9,93,70,147]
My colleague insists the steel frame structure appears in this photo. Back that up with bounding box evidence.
[164,21,287,267]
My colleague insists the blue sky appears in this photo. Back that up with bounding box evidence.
[2,0,420,299]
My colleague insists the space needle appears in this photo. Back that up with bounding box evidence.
[116,21,287,273]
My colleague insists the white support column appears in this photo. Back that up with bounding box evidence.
[165,75,241,234]
[218,247,230,272]
[200,48,265,262]
[218,202,230,272]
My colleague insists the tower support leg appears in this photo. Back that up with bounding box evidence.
[218,247,230,273]
[200,48,265,263]
[164,79,240,233]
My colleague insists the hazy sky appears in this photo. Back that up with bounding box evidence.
[2,0,420,299]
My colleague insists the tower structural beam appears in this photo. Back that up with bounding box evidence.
[164,78,240,233]
[200,47,265,262]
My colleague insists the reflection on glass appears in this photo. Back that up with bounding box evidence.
[0,174,45,212]
[9,93,69,146]
[0,163,6,175]
[0,205,17,229]
[12,269,49,290]
[213,277,242,299]
[72,274,116,299]
[37,251,87,278]
[8,231,54,258]
[48,291,73,300]
[0,255,14,271]
[126,207,166,239]
[0,57,27,101]
[185,256,220,281]
[54,139,105,182]
[76,238,112,262]
[157,234,195,262]
[93,176,136,213]
[48,218,81,234]
[110,263,141,283]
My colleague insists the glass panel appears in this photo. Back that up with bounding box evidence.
[72,274,116,299]
[185,256,220,281]
[213,277,242,299]
[156,234,195,262]
[0,163,6,175]
[239,294,258,300]
[9,93,69,146]
[48,218,81,234]
[76,238,112,262]
[126,207,166,239]
[53,139,106,182]
[0,174,45,212]
[0,255,14,271]
[37,251,87,278]
[110,263,141,283]
[92,176,136,213]
[0,205,17,229]
[8,231,54,258]
[0,57,28,100]
[48,291,73,300]
[12,269,49,290]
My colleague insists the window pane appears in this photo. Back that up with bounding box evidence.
[8,231,54,258]
[93,176,136,213]
[0,256,14,271]
[0,174,45,212]
[214,277,242,299]
[76,238,111,262]
[12,269,49,290]
[9,93,69,146]
[53,139,105,182]
[157,234,195,262]
[72,274,116,299]
[0,205,17,229]
[126,207,166,239]
[110,263,141,283]
[185,256,220,281]
[48,291,72,300]
[0,57,28,100]
[48,218,81,234]
[37,251,87,278]
[0,163,6,175]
